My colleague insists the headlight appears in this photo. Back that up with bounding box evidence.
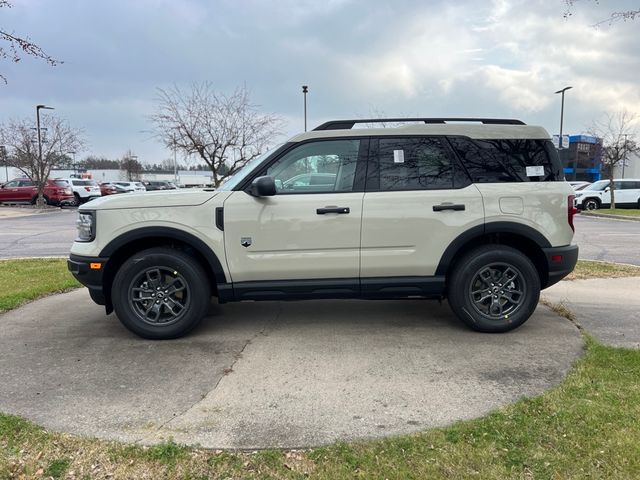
[76,211,96,242]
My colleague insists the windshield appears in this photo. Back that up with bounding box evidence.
[218,144,284,191]
[585,180,609,191]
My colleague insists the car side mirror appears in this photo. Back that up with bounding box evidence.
[249,176,277,197]
[605,187,610,192]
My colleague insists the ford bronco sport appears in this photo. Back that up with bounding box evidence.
[68,118,579,339]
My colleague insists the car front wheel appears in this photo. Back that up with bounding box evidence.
[447,245,540,333]
[111,247,211,339]
[584,198,600,210]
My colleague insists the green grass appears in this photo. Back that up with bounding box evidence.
[584,208,640,217]
[1,260,640,478]
[0,258,80,312]
[568,259,640,280]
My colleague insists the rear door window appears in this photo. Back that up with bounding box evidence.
[367,136,469,191]
[449,138,561,182]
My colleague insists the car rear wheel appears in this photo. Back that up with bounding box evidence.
[447,245,540,333]
[73,193,81,206]
[584,198,600,210]
[111,247,211,339]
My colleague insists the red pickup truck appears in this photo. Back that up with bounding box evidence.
[0,178,74,206]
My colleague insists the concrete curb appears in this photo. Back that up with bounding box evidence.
[581,212,640,222]
[0,206,72,219]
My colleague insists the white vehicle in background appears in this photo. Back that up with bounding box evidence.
[58,178,102,205]
[574,179,640,210]
[113,181,146,193]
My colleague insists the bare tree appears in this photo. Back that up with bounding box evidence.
[563,1,639,25]
[0,1,62,84]
[588,110,639,209]
[120,150,143,181]
[150,83,284,187]
[0,116,84,206]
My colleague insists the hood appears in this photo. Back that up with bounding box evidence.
[82,189,218,210]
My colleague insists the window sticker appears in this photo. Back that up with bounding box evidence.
[526,165,544,177]
[393,150,405,164]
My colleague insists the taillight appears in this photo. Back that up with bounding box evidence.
[84,187,91,192]
[568,195,579,232]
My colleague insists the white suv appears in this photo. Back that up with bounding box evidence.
[574,178,640,210]
[60,178,102,205]
[68,118,579,339]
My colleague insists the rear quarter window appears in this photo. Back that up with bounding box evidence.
[449,137,561,182]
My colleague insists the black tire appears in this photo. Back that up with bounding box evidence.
[73,193,81,206]
[43,195,52,206]
[584,198,600,211]
[111,247,211,339]
[447,245,541,333]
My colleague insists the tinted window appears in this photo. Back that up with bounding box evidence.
[619,181,640,190]
[72,180,97,186]
[374,137,454,191]
[19,180,34,187]
[54,180,69,187]
[449,138,559,182]
[267,139,360,193]
[4,181,19,188]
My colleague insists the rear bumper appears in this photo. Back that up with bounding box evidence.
[67,254,110,306]
[542,244,579,288]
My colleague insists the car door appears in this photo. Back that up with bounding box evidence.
[360,136,484,291]
[223,138,367,292]
[18,180,36,201]
[0,180,20,202]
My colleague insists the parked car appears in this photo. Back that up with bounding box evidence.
[99,182,119,196]
[69,117,578,339]
[0,178,74,206]
[281,173,337,191]
[143,181,178,191]
[112,181,146,193]
[574,179,640,210]
[58,178,102,205]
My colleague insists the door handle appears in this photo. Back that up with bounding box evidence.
[433,203,466,212]
[316,206,350,215]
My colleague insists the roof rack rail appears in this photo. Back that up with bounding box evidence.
[312,118,526,131]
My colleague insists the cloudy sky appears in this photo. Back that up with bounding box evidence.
[1,0,639,164]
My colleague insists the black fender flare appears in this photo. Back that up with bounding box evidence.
[99,227,227,285]
[435,222,552,276]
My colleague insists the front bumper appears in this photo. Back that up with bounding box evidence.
[542,244,579,288]
[68,254,110,307]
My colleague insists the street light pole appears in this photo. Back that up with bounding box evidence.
[35,104,54,205]
[0,145,7,183]
[302,85,308,132]
[554,86,572,149]
[622,134,628,179]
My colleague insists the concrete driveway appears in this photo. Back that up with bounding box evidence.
[0,290,582,449]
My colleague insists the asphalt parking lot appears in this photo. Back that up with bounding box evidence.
[0,289,582,449]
